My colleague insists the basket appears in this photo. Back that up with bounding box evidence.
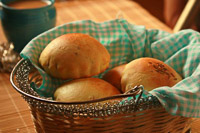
[10,59,192,133]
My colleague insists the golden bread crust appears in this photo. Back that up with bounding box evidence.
[39,33,110,80]
[54,78,120,102]
[121,57,182,92]
[102,64,126,92]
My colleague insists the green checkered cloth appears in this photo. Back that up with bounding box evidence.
[21,19,200,118]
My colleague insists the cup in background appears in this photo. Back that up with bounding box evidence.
[0,0,56,53]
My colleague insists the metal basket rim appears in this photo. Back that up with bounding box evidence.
[10,59,150,105]
[9,60,192,133]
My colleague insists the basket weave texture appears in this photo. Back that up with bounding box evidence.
[31,106,190,133]
[11,59,192,133]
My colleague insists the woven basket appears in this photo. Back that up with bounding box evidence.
[11,59,192,133]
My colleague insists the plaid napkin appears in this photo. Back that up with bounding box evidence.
[21,19,200,118]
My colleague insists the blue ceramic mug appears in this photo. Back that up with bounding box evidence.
[0,0,56,53]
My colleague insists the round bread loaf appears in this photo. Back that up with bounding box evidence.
[39,33,110,80]
[54,78,121,102]
[121,57,182,92]
[102,64,126,92]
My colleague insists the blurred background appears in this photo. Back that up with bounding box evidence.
[134,0,200,32]
[134,0,165,23]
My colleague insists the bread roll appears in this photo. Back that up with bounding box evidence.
[121,57,182,92]
[39,33,110,80]
[102,64,126,91]
[54,78,120,102]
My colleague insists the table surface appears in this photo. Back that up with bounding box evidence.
[0,0,199,133]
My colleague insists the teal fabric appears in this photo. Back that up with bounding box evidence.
[21,19,200,118]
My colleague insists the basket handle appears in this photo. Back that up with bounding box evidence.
[10,59,144,105]
[124,85,144,110]
[81,85,144,104]
[40,84,144,105]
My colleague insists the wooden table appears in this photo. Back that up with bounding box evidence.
[0,0,199,132]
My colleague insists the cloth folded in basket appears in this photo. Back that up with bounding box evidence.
[20,19,200,118]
